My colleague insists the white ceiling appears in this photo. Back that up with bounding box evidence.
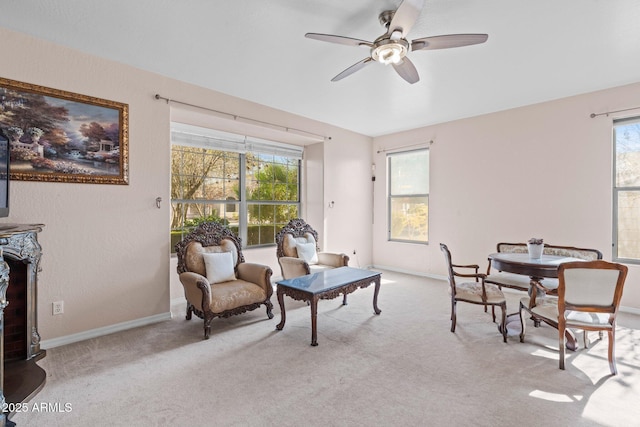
[2,0,640,137]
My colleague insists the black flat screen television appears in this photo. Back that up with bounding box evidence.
[0,130,10,218]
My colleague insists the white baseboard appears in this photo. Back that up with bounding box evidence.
[40,312,172,349]
[620,305,640,316]
[370,264,446,281]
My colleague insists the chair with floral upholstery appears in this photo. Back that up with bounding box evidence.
[440,243,507,342]
[175,222,274,339]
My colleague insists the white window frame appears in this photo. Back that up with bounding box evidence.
[613,116,640,263]
[387,148,429,244]
[171,123,303,250]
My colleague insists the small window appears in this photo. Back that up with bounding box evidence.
[613,117,640,262]
[388,149,429,243]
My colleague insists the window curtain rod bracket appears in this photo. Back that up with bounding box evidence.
[154,94,329,141]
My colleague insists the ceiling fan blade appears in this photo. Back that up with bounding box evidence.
[411,34,488,51]
[392,57,420,84]
[305,33,373,48]
[388,0,425,37]
[331,57,374,82]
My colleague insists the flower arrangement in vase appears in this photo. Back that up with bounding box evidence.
[527,238,544,259]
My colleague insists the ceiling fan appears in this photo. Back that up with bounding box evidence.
[305,0,488,84]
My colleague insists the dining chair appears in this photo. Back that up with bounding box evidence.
[518,260,628,375]
[440,244,507,342]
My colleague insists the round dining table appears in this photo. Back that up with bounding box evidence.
[488,252,583,281]
[487,252,584,350]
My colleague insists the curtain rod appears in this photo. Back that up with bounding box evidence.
[154,94,330,141]
[590,105,640,118]
[376,140,433,154]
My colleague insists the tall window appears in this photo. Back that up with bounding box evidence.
[388,149,429,243]
[614,117,640,262]
[171,124,301,251]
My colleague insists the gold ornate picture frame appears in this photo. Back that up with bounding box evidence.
[0,77,128,184]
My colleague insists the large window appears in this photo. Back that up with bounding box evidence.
[388,149,429,243]
[171,124,301,251]
[614,117,640,262]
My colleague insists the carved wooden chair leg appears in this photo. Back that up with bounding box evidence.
[608,329,617,375]
[265,300,274,319]
[203,318,212,340]
[559,325,566,370]
[500,303,507,343]
[342,293,348,305]
[519,301,527,343]
[450,299,457,332]
[186,304,193,320]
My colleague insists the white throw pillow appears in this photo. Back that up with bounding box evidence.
[202,251,236,284]
[296,242,318,265]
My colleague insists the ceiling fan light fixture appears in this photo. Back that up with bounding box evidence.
[371,39,408,65]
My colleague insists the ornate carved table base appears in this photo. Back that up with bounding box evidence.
[275,267,381,346]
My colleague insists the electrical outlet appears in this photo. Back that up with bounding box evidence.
[52,301,64,315]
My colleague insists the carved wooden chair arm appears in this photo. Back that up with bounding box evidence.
[453,271,491,300]
[452,264,482,282]
[452,263,480,270]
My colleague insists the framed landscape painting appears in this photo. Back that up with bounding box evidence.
[0,77,128,184]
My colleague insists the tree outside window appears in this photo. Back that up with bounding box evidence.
[246,153,299,245]
[171,136,301,252]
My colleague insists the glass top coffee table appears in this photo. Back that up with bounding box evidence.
[275,267,382,346]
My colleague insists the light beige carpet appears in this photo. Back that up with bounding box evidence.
[10,270,640,426]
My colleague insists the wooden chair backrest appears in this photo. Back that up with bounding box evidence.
[275,218,320,258]
[175,222,244,274]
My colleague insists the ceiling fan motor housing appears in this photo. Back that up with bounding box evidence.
[371,38,409,64]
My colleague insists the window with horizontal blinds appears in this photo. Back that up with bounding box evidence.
[170,123,303,158]
[170,123,302,251]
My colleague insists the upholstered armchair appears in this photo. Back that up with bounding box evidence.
[275,218,349,280]
[175,222,274,339]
